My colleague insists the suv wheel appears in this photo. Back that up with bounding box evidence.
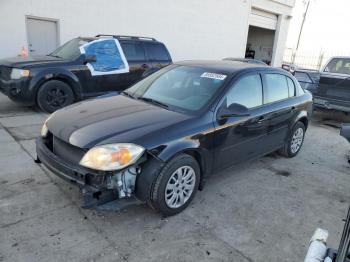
[279,121,306,158]
[149,154,200,217]
[37,80,74,113]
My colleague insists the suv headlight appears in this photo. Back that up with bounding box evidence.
[79,143,145,171]
[10,68,30,79]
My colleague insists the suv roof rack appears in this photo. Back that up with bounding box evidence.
[95,34,156,41]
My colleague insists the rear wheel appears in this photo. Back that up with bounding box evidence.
[37,80,74,113]
[279,121,306,158]
[149,154,200,217]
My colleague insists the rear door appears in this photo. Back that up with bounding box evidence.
[120,40,150,86]
[144,42,172,71]
[259,73,296,153]
[316,58,350,103]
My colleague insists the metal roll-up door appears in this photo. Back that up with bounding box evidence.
[250,8,278,30]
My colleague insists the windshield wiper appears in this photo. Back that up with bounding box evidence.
[121,91,136,99]
[138,97,169,109]
[48,54,62,58]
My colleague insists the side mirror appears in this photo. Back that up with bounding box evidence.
[217,103,250,120]
[83,54,97,64]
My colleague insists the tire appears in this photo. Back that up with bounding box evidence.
[37,80,74,113]
[149,154,200,217]
[279,121,306,158]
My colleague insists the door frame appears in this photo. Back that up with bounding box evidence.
[25,15,60,54]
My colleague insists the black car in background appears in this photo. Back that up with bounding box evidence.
[0,35,172,112]
[293,57,350,113]
[36,60,312,216]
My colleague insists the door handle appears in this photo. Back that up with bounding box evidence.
[257,116,265,124]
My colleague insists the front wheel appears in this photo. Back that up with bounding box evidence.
[37,80,75,113]
[279,121,306,158]
[149,154,200,217]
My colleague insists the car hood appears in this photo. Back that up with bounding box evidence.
[47,95,192,149]
[0,55,66,68]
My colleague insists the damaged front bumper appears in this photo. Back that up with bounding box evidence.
[35,137,142,209]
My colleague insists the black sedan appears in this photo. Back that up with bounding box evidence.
[36,60,313,216]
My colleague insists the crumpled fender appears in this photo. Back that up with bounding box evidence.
[135,139,214,202]
[134,154,164,203]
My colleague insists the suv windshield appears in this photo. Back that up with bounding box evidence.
[125,65,228,112]
[49,38,89,60]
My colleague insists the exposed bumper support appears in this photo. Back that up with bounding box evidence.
[35,137,142,209]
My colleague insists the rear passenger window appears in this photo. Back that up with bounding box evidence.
[286,77,295,97]
[264,74,289,103]
[145,43,169,61]
[121,42,145,61]
[226,74,263,109]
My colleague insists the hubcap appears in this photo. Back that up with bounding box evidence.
[46,88,68,108]
[291,127,304,154]
[165,166,196,209]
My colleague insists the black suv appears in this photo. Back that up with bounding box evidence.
[0,35,172,112]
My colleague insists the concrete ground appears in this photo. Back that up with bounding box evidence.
[0,93,349,262]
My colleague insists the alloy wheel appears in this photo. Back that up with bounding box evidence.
[291,127,304,154]
[46,88,68,108]
[165,166,196,209]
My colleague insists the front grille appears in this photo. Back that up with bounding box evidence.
[44,132,86,166]
[0,66,12,81]
[53,136,86,165]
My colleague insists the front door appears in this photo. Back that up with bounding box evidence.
[79,38,131,96]
[213,73,267,171]
[27,17,58,55]
[317,57,350,103]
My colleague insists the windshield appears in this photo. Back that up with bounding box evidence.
[49,38,89,60]
[125,65,228,113]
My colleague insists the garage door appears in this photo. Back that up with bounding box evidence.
[250,8,278,30]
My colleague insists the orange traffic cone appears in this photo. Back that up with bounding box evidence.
[21,46,27,58]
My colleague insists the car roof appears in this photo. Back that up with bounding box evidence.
[175,60,282,75]
[223,57,267,65]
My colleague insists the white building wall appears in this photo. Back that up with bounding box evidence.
[0,0,294,66]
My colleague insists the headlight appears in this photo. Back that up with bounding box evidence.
[10,68,30,79]
[41,114,53,137]
[79,143,145,171]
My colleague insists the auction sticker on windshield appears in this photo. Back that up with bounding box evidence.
[201,72,227,81]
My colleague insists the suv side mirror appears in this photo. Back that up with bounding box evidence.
[217,103,250,120]
[83,54,97,64]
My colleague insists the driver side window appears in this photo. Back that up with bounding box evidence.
[226,74,263,109]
